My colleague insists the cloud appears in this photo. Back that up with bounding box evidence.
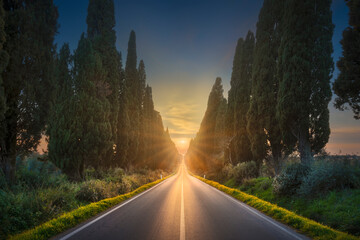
[160,101,201,137]
[331,127,360,135]
[326,127,360,154]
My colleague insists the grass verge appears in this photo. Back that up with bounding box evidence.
[192,174,359,240]
[9,175,173,240]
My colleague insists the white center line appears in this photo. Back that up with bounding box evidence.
[180,165,185,240]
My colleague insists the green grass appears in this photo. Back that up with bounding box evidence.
[9,175,172,240]
[232,177,360,237]
[193,174,360,240]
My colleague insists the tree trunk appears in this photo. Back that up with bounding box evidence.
[272,151,281,176]
[1,113,17,182]
[270,141,283,175]
[298,128,313,165]
[1,155,15,182]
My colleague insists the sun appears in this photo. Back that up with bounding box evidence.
[175,138,189,154]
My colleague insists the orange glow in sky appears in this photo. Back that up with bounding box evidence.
[174,138,190,155]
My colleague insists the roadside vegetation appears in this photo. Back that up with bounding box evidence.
[209,155,360,237]
[195,173,359,240]
[0,154,173,239]
[0,0,180,238]
[185,0,360,238]
[9,175,172,240]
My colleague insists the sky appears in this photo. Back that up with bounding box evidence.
[54,0,359,155]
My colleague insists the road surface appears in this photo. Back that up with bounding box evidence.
[55,163,309,240]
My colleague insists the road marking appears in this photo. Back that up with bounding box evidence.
[58,175,174,240]
[180,165,186,240]
[191,175,305,240]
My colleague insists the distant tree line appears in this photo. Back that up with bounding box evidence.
[186,0,358,175]
[0,0,179,181]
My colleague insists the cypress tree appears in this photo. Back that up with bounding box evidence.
[188,77,226,172]
[247,0,287,173]
[226,38,243,136]
[0,0,8,145]
[143,85,155,120]
[229,31,255,164]
[1,0,58,180]
[142,85,154,167]
[115,51,130,167]
[333,0,360,119]
[86,0,119,167]
[125,30,141,165]
[47,44,79,178]
[214,98,227,154]
[137,60,146,165]
[71,34,113,178]
[138,60,146,106]
[139,84,178,170]
[277,0,333,165]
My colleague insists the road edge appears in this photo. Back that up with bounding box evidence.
[9,174,175,240]
[190,173,359,240]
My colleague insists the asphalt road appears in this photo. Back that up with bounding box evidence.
[55,163,309,240]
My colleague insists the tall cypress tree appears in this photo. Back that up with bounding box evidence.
[247,0,287,173]
[1,0,58,180]
[86,0,120,167]
[0,0,8,145]
[229,31,255,165]
[214,98,227,154]
[125,30,141,165]
[277,0,333,165]
[138,60,146,106]
[142,85,155,167]
[139,84,178,170]
[47,44,79,178]
[115,51,130,167]
[71,34,112,178]
[226,38,243,136]
[187,77,226,172]
[137,60,146,165]
[333,0,360,120]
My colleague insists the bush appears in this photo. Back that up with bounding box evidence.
[240,178,257,191]
[299,161,360,196]
[273,162,310,196]
[15,157,65,190]
[85,167,125,183]
[259,178,272,191]
[76,180,108,202]
[0,170,7,190]
[233,161,258,183]
[219,164,235,179]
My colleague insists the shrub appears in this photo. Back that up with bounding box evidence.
[273,162,310,196]
[102,168,125,183]
[75,180,108,202]
[233,161,258,183]
[0,170,7,190]
[260,160,275,177]
[14,157,65,190]
[240,178,257,191]
[259,178,273,191]
[299,161,360,196]
[220,164,235,180]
